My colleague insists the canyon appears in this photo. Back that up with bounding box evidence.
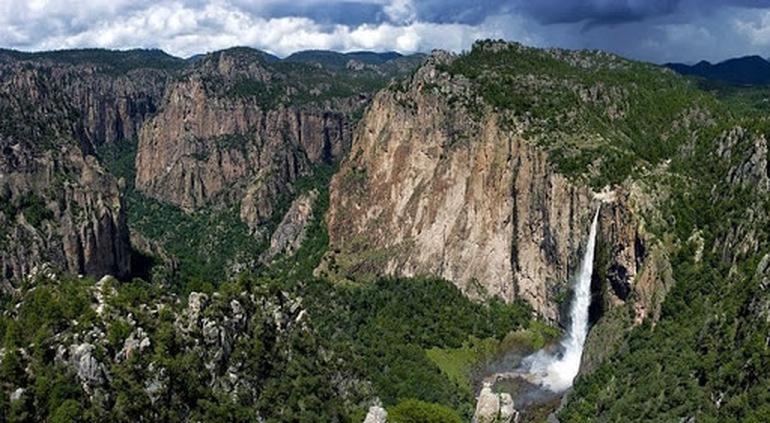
[1,41,768,422]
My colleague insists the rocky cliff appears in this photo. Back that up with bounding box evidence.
[0,49,178,151]
[63,68,168,150]
[321,50,641,321]
[0,59,134,286]
[135,48,368,235]
[320,40,714,329]
[713,126,769,264]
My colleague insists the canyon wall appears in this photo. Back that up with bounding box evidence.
[0,60,134,286]
[321,49,673,326]
[321,53,615,320]
[135,49,357,235]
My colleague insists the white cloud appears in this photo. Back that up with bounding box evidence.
[0,0,515,57]
[734,10,770,47]
[383,0,415,23]
[2,0,766,63]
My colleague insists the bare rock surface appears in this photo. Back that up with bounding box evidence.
[474,382,519,423]
[363,405,388,423]
[0,60,133,285]
[135,50,356,234]
[323,52,595,319]
[262,189,319,262]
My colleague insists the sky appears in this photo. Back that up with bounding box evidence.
[5,0,770,63]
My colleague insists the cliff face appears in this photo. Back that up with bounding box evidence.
[63,68,168,149]
[594,189,668,323]
[322,46,676,325]
[713,127,769,264]
[322,53,601,320]
[0,146,131,285]
[0,61,133,286]
[0,53,174,152]
[135,50,357,234]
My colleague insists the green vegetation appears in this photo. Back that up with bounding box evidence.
[226,79,284,108]
[266,187,534,417]
[426,337,500,388]
[262,165,336,282]
[426,325,559,392]
[216,55,403,112]
[443,40,723,187]
[231,64,389,107]
[92,135,532,419]
[561,249,770,421]
[0,192,54,232]
[557,85,770,421]
[99,138,338,292]
[302,277,531,416]
[98,139,263,291]
[0,272,349,421]
[7,40,770,422]
[0,48,187,74]
[128,196,261,291]
[0,85,81,152]
[284,50,407,70]
[388,399,463,423]
[699,80,770,116]
[0,265,532,421]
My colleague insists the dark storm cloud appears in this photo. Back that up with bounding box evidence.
[514,0,770,28]
[410,0,512,25]
[518,0,681,26]
[247,0,770,28]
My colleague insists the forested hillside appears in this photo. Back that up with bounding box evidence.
[1,41,769,422]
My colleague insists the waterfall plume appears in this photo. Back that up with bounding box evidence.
[521,206,600,392]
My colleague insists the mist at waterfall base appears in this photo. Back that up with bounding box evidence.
[520,207,600,393]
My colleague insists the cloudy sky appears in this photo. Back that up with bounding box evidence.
[4,0,770,63]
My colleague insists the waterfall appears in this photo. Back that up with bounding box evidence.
[521,206,600,393]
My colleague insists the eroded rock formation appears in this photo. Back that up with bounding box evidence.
[261,189,319,262]
[322,52,597,320]
[0,59,134,285]
[135,49,356,234]
[473,382,518,423]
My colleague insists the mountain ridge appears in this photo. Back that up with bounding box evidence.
[666,54,770,85]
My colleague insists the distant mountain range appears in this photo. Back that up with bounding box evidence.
[665,55,770,85]
[0,46,424,73]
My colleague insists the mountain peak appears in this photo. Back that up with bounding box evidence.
[666,54,770,85]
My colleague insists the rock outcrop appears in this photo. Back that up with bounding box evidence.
[0,146,131,284]
[322,52,595,320]
[715,126,769,194]
[363,405,388,423]
[473,382,518,423]
[0,60,133,285]
[713,126,770,264]
[135,49,359,235]
[749,254,770,323]
[0,268,372,420]
[581,189,673,373]
[261,189,319,262]
[0,50,175,151]
[60,343,109,396]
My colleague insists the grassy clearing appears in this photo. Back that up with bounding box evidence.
[426,322,562,392]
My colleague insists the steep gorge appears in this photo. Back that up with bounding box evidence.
[4,42,766,422]
[133,48,396,238]
[0,57,147,285]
